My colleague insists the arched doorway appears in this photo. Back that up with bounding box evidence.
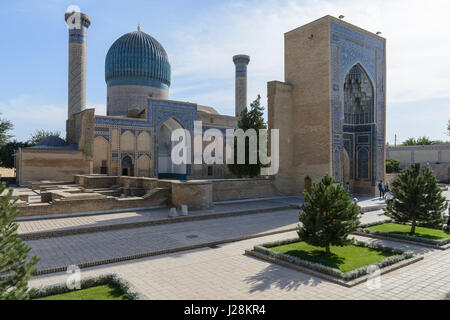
[158,117,187,179]
[121,155,134,176]
[304,176,312,194]
[342,64,375,193]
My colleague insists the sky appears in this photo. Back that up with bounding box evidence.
[0,0,449,144]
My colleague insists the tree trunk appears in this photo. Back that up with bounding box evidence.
[410,220,416,235]
[325,245,330,254]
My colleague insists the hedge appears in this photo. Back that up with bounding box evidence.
[28,273,142,300]
[254,238,414,281]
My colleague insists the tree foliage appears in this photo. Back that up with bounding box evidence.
[386,158,400,174]
[402,136,435,146]
[227,95,267,178]
[0,141,31,168]
[27,130,61,146]
[298,174,360,254]
[384,163,447,235]
[0,114,13,146]
[0,181,39,300]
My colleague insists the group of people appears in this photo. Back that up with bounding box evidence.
[378,180,393,201]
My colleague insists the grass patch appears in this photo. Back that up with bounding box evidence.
[367,223,450,240]
[35,284,127,300]
[270,241,395,273]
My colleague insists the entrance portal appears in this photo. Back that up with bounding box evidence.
[158,117,187,180]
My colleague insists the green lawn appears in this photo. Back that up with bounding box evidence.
[36,284,127,300]
[367,223,450,240]
[270,241,395,273]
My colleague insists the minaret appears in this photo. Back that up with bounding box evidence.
[65,11,91,119]
[232,54,250,117]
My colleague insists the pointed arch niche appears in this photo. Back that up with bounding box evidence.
[342,64,375,185]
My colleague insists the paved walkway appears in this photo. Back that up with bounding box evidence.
[28,230,449,300]
[16,195,387,236]
[17,197,299,235]
[24,208,387,272]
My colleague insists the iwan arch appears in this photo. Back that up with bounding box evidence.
[268,15,386,195]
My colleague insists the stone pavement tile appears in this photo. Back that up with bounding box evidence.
[17,197,301,234]
[28,226,450,300]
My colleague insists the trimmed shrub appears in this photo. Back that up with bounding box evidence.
[254,238,414,281]
[28,273,141,300]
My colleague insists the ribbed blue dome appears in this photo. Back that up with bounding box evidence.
[105,30,171,88]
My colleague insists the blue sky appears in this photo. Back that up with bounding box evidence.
[0,0,449,144]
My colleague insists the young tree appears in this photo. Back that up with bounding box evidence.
[298,174,360,254]
[0,182,39,300]
[227,95,267,178]
[0,140,31,168]
[384,163,447,235]
[28,130,61,146]
[402,136,435,146]
[0,114,13,146]
[386,158,400,174]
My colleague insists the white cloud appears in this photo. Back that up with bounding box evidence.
[0,95,106,141]
[0,95,66,140]
[168,0,450,108]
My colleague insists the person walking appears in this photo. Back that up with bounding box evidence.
[344,182,350,194]
[384,182,390,193]
[377,180,384,199]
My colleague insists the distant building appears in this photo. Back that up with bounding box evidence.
[386,144,450,182]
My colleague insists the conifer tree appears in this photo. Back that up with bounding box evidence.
[227,94,267,177]
[298,174,360,254]
[0,181,39,300]
[384,163,447,235]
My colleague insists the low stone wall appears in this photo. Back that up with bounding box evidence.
[74,175,118,188]
[171,180,212,210]
[386,144,450,182]
[17,175,281,216]
[17,149,91,185]
[211,178,279,202]
[18,188,170,216]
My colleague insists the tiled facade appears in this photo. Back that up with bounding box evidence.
[330,21,386,188]
[92,98,237,179]
[268,15,386,196]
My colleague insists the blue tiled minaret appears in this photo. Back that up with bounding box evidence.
[65,11,91,119]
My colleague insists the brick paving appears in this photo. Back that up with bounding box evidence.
[17,197,300,235]
[28,230,450,300]
[16,196,387,236]
[24,208,391,272]
[22,191,450,300]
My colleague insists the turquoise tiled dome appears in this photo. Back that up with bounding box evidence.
[105,30,171,88]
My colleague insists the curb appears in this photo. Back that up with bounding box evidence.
[244,249,424,287]
[352,231,450,250]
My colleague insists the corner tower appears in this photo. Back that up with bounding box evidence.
[233,54,250,117]
[64,11,90,119]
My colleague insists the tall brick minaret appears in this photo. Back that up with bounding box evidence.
[233,54,250,117]
[65,11,91,119]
